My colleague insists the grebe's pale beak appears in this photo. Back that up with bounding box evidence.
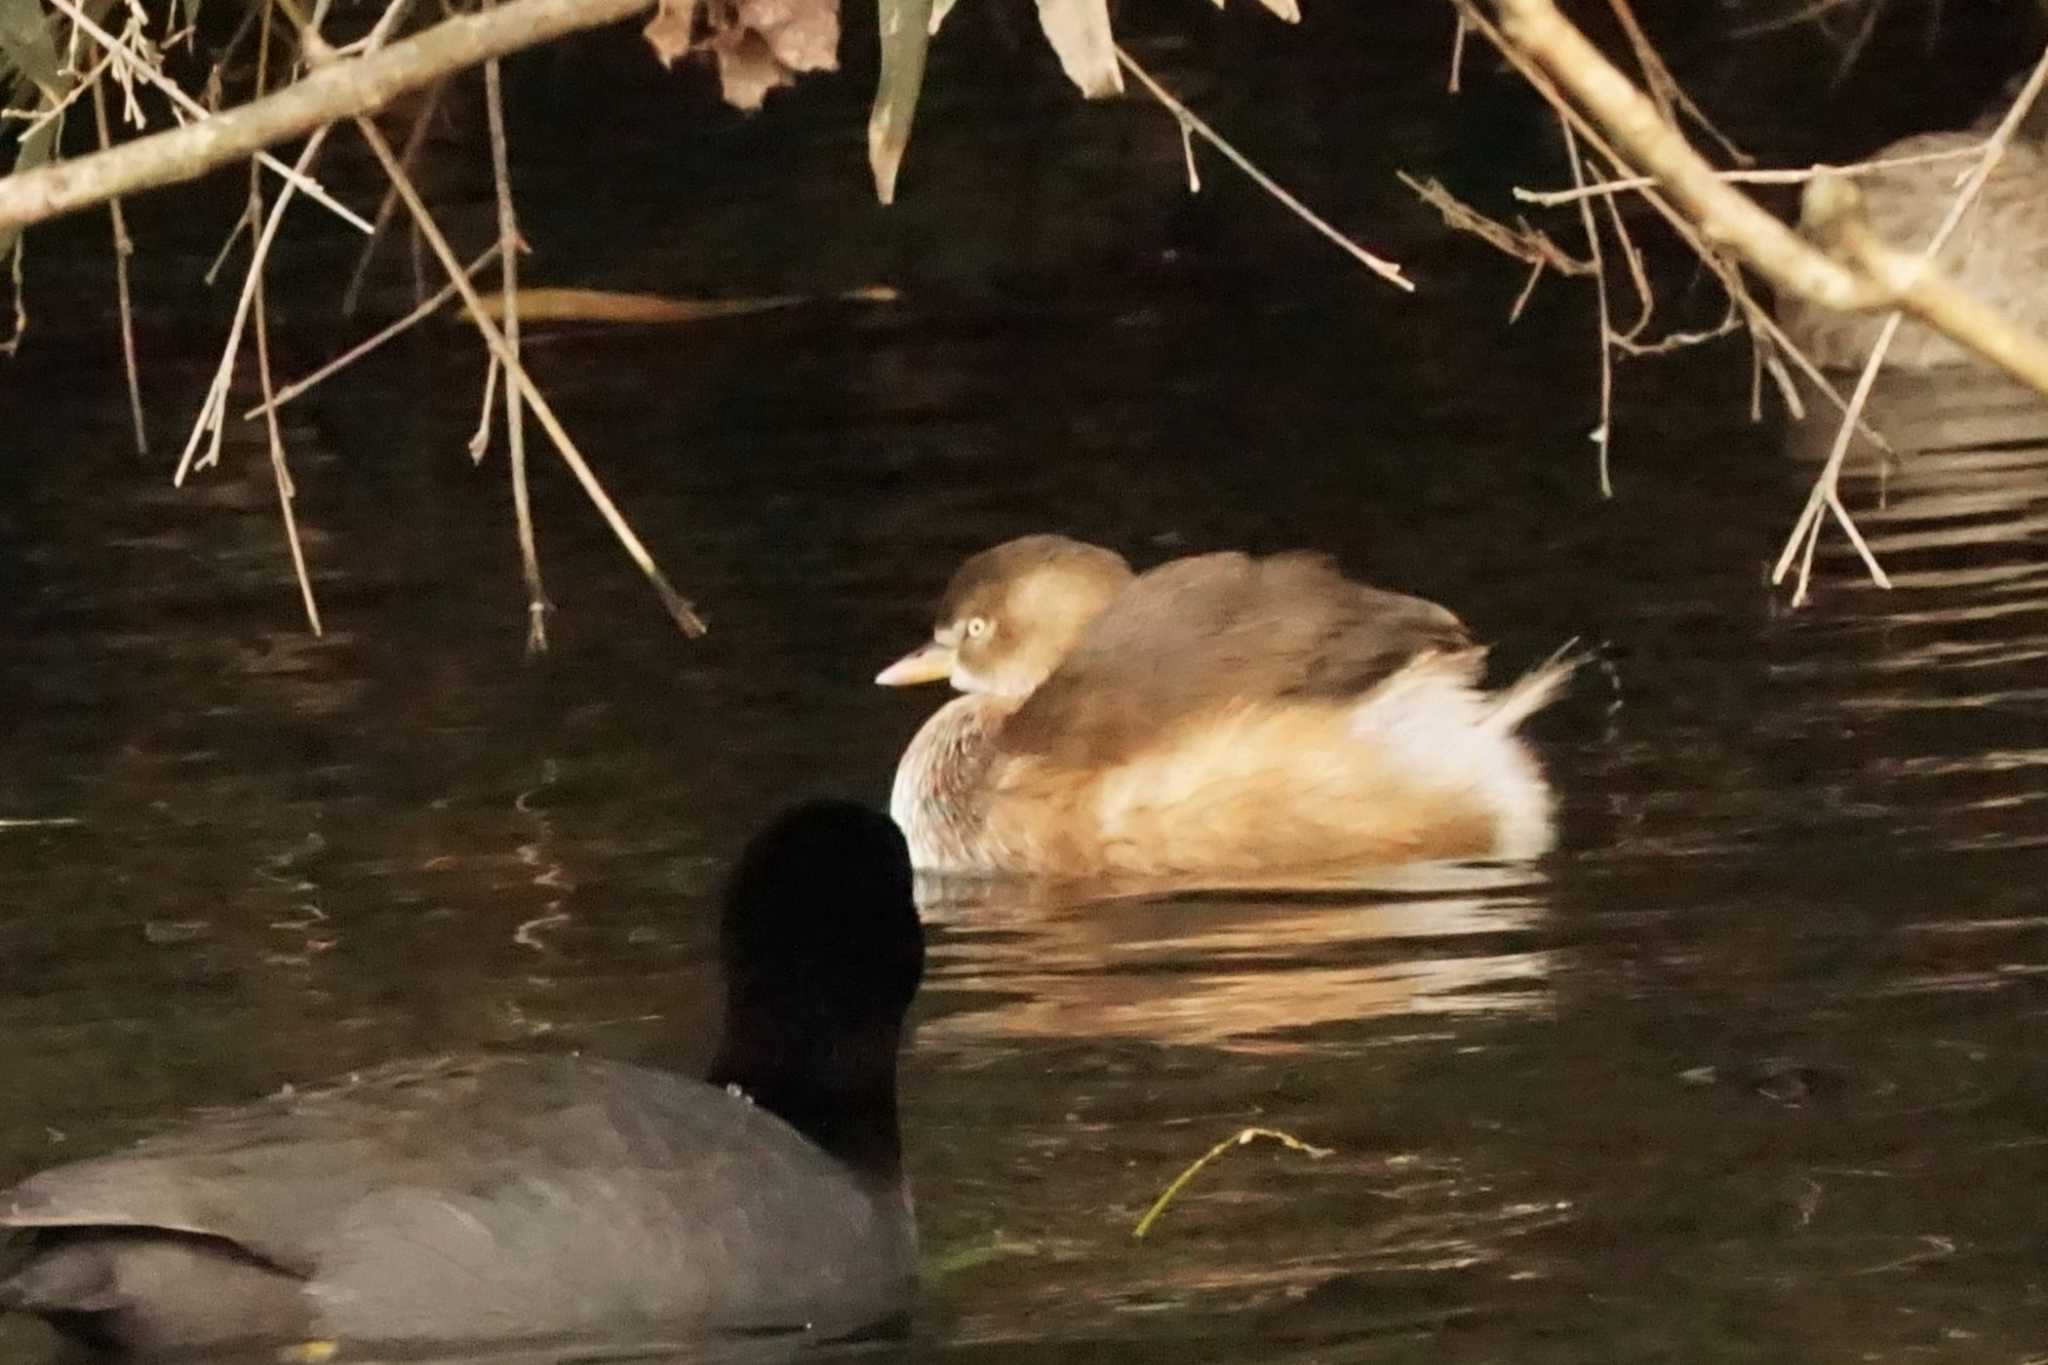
[875,640,955,687]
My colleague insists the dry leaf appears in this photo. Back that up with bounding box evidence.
[645,0,840,111]
[0,0,63,99]
[1034,0,1121,99]
[748,0,838,72]
[869,0,935,204]
[642,0,702,68]
[714,29,794,109]
[1212,0,1303,19]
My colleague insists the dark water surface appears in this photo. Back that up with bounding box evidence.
[4,4,2048,1360]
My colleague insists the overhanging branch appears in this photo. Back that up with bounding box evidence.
[1492,0,2048,396]
[0,0,655,234]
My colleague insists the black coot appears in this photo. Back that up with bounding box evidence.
[0,799,924,1355]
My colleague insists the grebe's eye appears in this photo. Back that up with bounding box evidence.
[965,616,990,639]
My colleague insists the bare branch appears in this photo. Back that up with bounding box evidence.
[1452,0,1893,455]
[0,0,655,234]
[39,0,371,233]
[1491,0,2048,394]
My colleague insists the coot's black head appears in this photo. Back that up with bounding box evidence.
[708,800,923,1180]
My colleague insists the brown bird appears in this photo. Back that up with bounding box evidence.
[1779,89,2048,371]
[877,535,1576,883]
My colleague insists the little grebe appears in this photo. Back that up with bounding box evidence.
[876,535,1575,882]
[1778,89,2048,371]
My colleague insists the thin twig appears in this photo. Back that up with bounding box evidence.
[1829,0,1882,90]
[340,76,446,317]
[105,11,147,125]
[1131,1127,1334,1242]
[1604,0,1750,165]
[1396,171,1592,277]
[202,0,268,110]
[1749,286,1885,445]
[1,239,26,356]
[1595,155,1652,342]
[353,114,706,637]
[1827,487,1889,591]
[1775,304,1900,605]
[409,214,427,306]
[1730,0,1864,40]
[246,241,503,420]
[483,31,549,653]
[1508,257,1545,322]
[1749,326,1766,420]
[1563,121,1615,496]
[1610,301,1742,357]
[174,123,334,485]
[1114,45,1413,292]
[355,0,417,57]
[1607,0,1672,125]
[203,205,254,287]
[468,353,500,458]
[91,74,147,457]
[253,274,322,632]
[1515,142,1983,208]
